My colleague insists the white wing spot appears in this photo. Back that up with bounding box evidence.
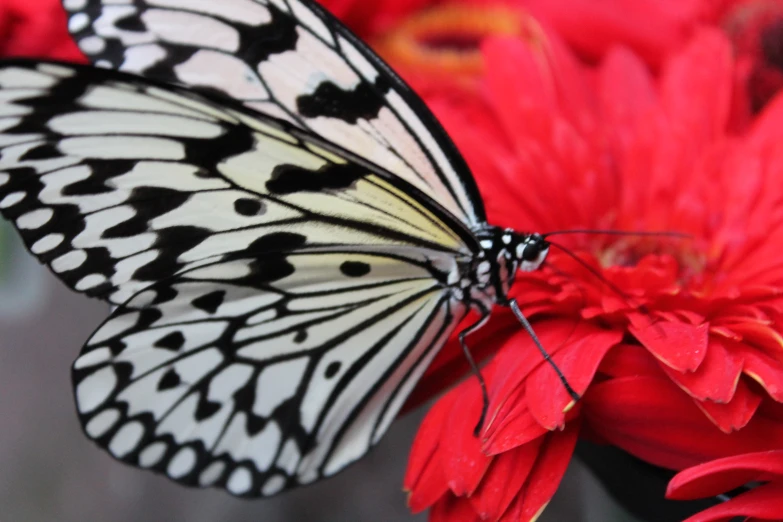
[85,409,120,438]
[76,366,117,413]
[109,421,145,457]
[17,208,53,229]
[139,442,168,468]
[73,346,112,370]
[199,461,225,486]
[31,233,64,254]
[0,191,25,208]
[52,249,88,273]
[96,60,112,69]
[63,0,87,10]
[75,273,109,291]
[79,36,106,54]
[0,172,8,186]
[262,475,286,496]
[227,466,253,495]
[69,12,90,32]
[167,447,197,478]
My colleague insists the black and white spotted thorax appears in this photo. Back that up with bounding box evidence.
[449,226,550,307]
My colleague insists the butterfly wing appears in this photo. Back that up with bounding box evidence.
[0,60,473,494]
[0,61,475,305]
[74,253,467,496]
[63,0,486,227]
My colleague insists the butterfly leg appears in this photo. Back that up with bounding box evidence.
[458,308,492,436]
[508,299,581,401]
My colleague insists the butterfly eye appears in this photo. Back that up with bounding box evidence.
[522,242,542,261]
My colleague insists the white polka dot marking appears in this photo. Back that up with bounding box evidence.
[199,461,225,486]
[31,233,64,254]
[17,208,53,229]
[139,442,168,468]
[227,467,252,495]
[167,447,197,478]
[85,409,120,438]
[109,421,145,457]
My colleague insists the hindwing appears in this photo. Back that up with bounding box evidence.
[73,253,468,495]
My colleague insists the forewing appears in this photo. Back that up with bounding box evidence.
[64,0,486,226]
[72,253,467,496]
[0,61,474,304]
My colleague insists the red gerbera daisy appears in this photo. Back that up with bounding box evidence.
[667,449,783,521]
[402,18,783,522]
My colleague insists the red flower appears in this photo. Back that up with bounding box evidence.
[404,20,783,522]
[0,0,84,61]
[667,449,783,521]
[317,0,438,39]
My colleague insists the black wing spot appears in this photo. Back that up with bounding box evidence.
[191,290,225,315]
[154,331,185,351]
[246,232,307,253]
[324,361,341,379]
[194,398,221,421]
[157,368,181,390]
[296,81,384,123]
[340,261,370,277]
[233,198,265,216]
[114,15,146,32]
[266,163,365,195]
[293,330,307,343]
[19,144,61,161]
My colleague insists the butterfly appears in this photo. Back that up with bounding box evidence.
[0,0,556,497]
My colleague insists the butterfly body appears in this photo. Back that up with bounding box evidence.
[0,0,550,498]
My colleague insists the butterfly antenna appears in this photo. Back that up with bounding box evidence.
[458,313,491,437]
[509,299,580,401]
[543,229,692,239]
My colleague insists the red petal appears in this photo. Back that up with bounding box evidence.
[442,380,492,497]
[482,385,548,456]
[598,343,665,379]
[430,493,481,522]
[660,29,733,147]
[468,437,544,520]
[404,389,455,512]
[736,344,783,401]
[527,327,622,429]
[598,47,657,139]
[500,421,581,522]
[630,321,709,372]
[695,379,762,433]
[667,450,783,500]
[485,322,575,418]
[680,482,783,522]
[518,0,702,68]
[584,376,783,469]
[662,336,743,403]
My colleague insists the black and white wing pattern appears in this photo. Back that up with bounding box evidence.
[0,61,475,304]
[0,60,475,495]
[74,253,466,495]
[63,0,486,227]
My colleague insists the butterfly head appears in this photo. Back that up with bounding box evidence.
[474,228,550,301]
[515,232,550,272]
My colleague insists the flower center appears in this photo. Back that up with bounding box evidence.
[591,236,708,287]
[371,5,535,88]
